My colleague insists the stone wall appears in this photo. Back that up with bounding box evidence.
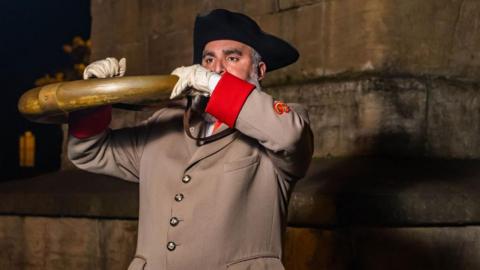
[284,226,480,270]
[80,0,480,160]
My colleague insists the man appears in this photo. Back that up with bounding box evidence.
[69,9,313,270]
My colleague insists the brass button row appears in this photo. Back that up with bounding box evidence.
[168,174,192,251]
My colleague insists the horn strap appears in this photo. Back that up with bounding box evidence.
[183,96,235,144]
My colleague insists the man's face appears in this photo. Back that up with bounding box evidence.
[201,40,265,81]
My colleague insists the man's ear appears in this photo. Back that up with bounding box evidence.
[257,62,267,81]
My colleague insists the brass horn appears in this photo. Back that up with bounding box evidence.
[18,75,179,124]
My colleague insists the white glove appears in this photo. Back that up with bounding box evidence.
[170,64,221,99]
[83,57,126,80]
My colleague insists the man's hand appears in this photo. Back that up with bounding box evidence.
[83,57,126,80]
[170,64,221,99]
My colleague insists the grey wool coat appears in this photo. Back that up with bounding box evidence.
[68,89,313,270]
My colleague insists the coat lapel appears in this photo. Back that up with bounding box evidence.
[185,123,238,170]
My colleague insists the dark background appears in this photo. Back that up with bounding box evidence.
[0,0,91,180]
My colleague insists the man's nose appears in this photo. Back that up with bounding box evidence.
[213,60,226,75]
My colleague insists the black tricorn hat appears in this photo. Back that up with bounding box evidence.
[193,9,299,72]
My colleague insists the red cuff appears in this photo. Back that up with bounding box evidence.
[68,105,112,139]
[205,72,255,127]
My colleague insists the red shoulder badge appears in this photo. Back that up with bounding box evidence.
[273,101,290,115]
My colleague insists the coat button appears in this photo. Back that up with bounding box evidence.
[167,241,176,251]
[170,217,179,226]
[182,175,191,183]
[174,193,184,202]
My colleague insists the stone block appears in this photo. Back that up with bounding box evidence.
[91,0,145,60]
[267,78,427,157]
[91,41,149,75]
[0,216,24,269]
[90,0,115,58]
[284,226,480,269]
[283,227,351,270]
[38,218,99,269]
[242,0,277,16]
[98,220,138,269]
[148,29,192,74]
[351,227,480,270]
[0,216,137,270]
[288,158,480,227]
[427,80,480,158]
[284,226,480,270]
[116,42,149,75]
[448,0,480,80]
[0,170,139,219]
[143,0,200,37]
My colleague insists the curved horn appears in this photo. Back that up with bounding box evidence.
[18,75,178,123]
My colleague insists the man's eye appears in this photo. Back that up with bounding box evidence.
[204,58,213,64]
[227,56,239,62]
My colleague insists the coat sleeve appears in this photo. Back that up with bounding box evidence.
[205,72,314,180]
[67,112,151,183]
